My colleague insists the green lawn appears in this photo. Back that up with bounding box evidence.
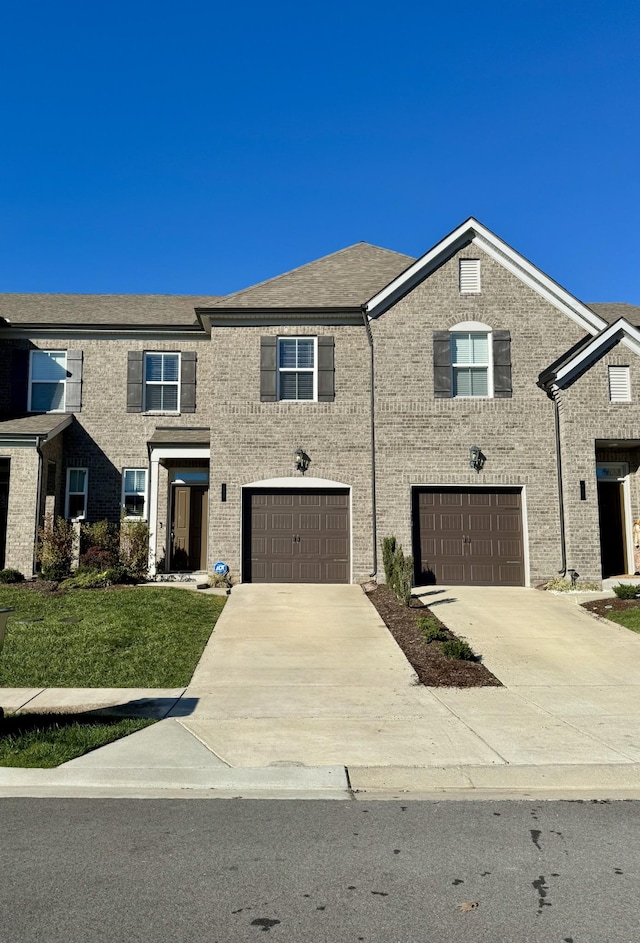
[605,607,640,634]
[0,713,154,767]
[0,586,225,687]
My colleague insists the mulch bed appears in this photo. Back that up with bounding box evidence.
[366,584,502,687]
[581,597,640,617]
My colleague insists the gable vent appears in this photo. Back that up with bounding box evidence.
[459,259,481,293]
[609,365,631,402]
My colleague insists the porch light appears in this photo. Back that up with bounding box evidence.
[294,447,311,475]
[469,445,485,473]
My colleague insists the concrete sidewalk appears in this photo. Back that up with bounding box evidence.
[2,583,640,799]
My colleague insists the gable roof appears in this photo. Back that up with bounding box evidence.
[0,294,220,328]
[364,218,608,336]
[207,242,415,309]
[539,318,640,390]
[588,302,640,326]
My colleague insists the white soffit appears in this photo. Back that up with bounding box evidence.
[554,319,640,386]
[365,218,607,336]
[243,477,350,489]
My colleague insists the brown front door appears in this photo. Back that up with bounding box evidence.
[414,487,525,586]
[244,489,350,583]
[597,481,626,577]
[171,485,208,571]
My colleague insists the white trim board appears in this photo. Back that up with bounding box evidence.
[552,318,640,387]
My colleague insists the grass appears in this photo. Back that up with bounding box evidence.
[603,607,640,634]
[0,713,153,767]
[0,586,225,687]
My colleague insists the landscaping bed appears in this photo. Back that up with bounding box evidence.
[367,585,501,687]
[582,596,640,632]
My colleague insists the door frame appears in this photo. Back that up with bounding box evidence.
[411,483,530,587]
[596,462,633,576]
[169,481,209,572]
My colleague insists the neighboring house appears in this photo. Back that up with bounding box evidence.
[1,218,639,587]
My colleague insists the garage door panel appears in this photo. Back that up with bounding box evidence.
[415,488,524,586]
[246,489,350,583]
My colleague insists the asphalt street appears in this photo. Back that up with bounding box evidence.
[1,799,638,943]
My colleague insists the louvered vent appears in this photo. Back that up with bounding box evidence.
[608,365,631,402]
[459,259,481,293]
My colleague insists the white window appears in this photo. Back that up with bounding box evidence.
[451,331,491,397]
[609,366,631,403]
[122,469,147,518]
[277,337,316,401]
[65,468,88,519]
[144,353,180,412]
[29,350,67,412]
[459,259,481,294]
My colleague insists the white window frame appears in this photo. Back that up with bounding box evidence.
[459,259,481,294]
[277,336,318,402]
[28,350,67,413]
[121,468,148,520]
[65,468,88,520]
[449,322,493,398]
[608,365,631,403]
[143,352,181,413]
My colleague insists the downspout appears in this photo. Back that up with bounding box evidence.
[552,388,567,577]
[33,436,44,576]
[362,310,377,579]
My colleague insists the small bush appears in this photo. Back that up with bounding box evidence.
[417,616,448,643]
[36,515,76,581]
[61,565,131,590]
[382,536,397,584]
[120,519,149,581]
[0,568,25,584]
[79,546,118,571]
[441,639,477,661]
[392,547,414,607]
[81,520,120,559]
[544,577,572,592]
[613,583,640,599]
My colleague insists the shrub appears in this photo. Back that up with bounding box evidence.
[36,515,76,581]
[120,519,149,581]
[417,616,448,643]
[61,564,131,590]
[79,546,118,571]
[441,639,477,661]
[392,546,414,607]
[0,568,25,584]
[613,583,640,599]
[81,520,120,559]
[382,536,397,584]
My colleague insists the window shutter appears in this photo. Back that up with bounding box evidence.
[10,348,29,413]
[459,259,481,293]
[127,351,144,412]
[609,365,631,402]
[65,349,83,412]
[492,330,512,398]
[317,336,335,402]
[180,351,197,413]
[260,337,277,402]
[433,331,452,398]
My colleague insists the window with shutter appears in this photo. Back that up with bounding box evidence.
[277,337,317,401]
[459,259,481,293]
[451,332,490,397]
[144,352,180,412]
[29,350,67,412]
[609,365,631,403]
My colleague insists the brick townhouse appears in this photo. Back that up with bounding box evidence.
[1,218,639,587]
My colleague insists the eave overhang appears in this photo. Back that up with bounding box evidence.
[196,306,364,328]
[538,318,640,391]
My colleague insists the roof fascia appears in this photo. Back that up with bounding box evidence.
[364,218,607,336]
[0,325,208,340]
[551,318,640,387]
[198,306,364,328]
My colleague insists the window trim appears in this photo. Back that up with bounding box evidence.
[276,336,318,402]
[65,467,88,520]
[449,323,493,399]
[143,352,181,413]
[121,468,148,520]
[28,350,67,413]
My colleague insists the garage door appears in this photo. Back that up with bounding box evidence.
[413,488,524,586]
[244,489,350,583]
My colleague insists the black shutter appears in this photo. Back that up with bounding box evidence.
[317,336,335,402]
[493,330,512,398]
[10,348,29,413]
[180,351,197,413]
[65,349,83,412]
[127,351,144,412]
[260,337,277,402]
[433,331,452,398]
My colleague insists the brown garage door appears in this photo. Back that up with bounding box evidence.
[413,488,524,586]
[244,489,350,583]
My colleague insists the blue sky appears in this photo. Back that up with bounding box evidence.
[1,1,639,301]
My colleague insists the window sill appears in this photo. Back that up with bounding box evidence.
[143,411,182,416]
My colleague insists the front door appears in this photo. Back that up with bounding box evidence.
[170,485,208,571]
[597,480,627,577]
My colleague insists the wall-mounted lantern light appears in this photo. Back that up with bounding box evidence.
[469,445,486,473]
[294,447,311,475]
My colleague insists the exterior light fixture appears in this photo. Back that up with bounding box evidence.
[469,445,485,473]
[294,447,311,475]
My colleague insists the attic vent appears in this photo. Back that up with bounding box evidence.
[459,259,481,293]
[609,365,631,403]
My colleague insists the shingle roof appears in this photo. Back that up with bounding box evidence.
[589,303,640,325]
[208,242,415,309]
[0,295,220,327]
[0,414,71,439]
[147,426,211,447]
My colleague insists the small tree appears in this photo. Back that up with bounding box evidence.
[382,536,397,584]
[392,545,414,607]
[36,515,76,581]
